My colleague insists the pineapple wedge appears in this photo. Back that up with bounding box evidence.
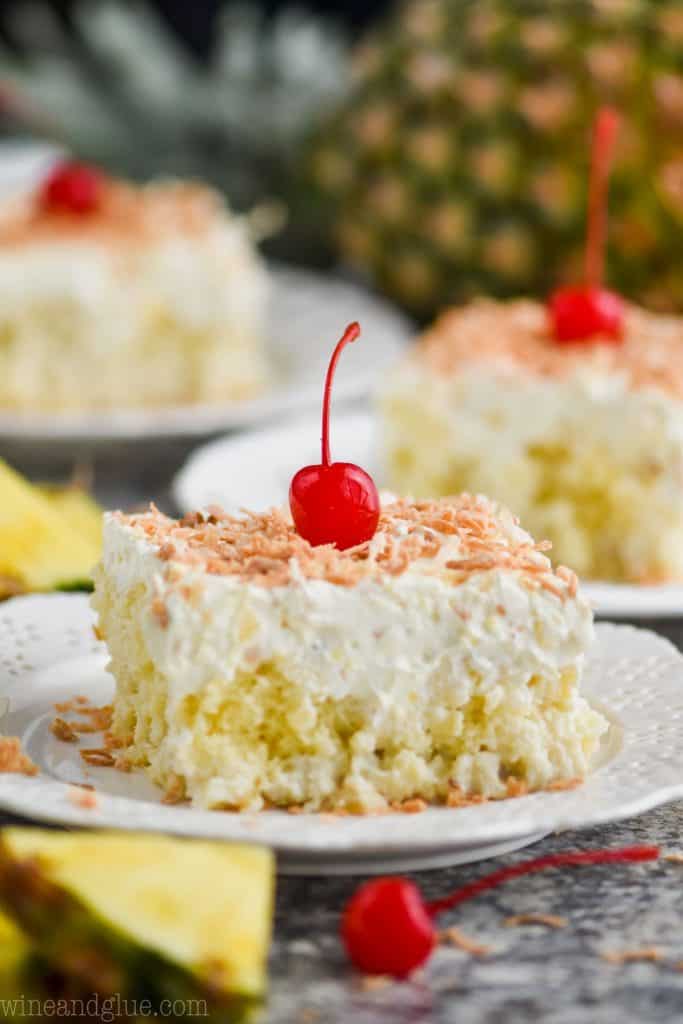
[0,460,101,595]
[0,830,274,1016]
[39,485,103,550]
[0,909,30,992]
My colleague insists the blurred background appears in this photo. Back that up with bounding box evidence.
[0,0,682,505]
[2,0,682,316]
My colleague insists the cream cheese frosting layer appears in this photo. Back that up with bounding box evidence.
[92,500,606,813]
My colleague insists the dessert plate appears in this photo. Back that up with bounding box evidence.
[1,594,683,874]
[0,267,410,444]
[174,410,683,620]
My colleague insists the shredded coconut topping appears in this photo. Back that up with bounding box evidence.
[0,180,223,249]
[115,495,575,593]
[417,298,683,398]
[0,737,38,776]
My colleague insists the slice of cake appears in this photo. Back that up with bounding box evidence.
[0,161,268,412]
[92,498,606,813]
[381,298,683,583]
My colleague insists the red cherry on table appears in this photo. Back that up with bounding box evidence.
[289,322,380,550]
[341,877,436,977]
[549,286,624,344]
[340,846,659,979]
[40,161,103,214]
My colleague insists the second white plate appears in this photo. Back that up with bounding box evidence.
[173,410,683,620]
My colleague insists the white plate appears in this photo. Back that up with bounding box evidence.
[174,410,683,620]
[0,266,411,444]
[1,594,682,874]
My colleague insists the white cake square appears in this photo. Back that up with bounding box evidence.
[92,497,606,813]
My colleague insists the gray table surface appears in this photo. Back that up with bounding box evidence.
[3,457,683,1023]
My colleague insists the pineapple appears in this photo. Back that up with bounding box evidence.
[0,910,30,994]
[0,460,102,597]
[38,486,103,552]
[0,830,274,1018]
[309,0,683,317]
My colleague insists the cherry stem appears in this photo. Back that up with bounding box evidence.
[584,106,620,290]
[321,322,361,467]
[425,845,659,918]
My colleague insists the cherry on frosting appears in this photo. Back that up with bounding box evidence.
[549,107,623,344]
[40,160,103,214]
[289,322,380,550]
[342,845,659,978]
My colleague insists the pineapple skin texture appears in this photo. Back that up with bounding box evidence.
[310,0,683,317]
[0,830,274,1015]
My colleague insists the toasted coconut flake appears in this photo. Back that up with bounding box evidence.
[416,298,683,400]
[0,180,223,249]
[162,773,186,805]
[67,785,99,810]
[50,717,78,743]
[505,776,529,798]
[439,926,492,956]
[391,798,429,814]
[357,975,392,992]
[80,748,115,768]
[0,737,38,776]
[446,785,489,808]
[602,947,662,965]
[545,777,583,792]
[504,913,568,929]
[151,597,170,629]
[114,493,574,593]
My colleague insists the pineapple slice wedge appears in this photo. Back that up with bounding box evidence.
[38,485,103,550]
[0,909,30,991]
[0,830,274,1015]
[0,460,101,596]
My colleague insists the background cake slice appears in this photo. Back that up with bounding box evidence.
[92,498,606,814]
[0,163,268,412]
[381,299,683,583]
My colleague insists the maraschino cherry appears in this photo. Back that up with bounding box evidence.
[289,322,380,550]
[40,160,103,215]
[549,107,623,344]
[342,845,659,977]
